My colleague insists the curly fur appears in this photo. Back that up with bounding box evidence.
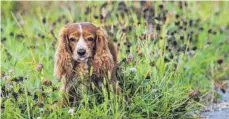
[54,24,73,81]
[93,28,114,77]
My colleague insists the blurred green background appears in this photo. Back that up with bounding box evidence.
[1,1,229,118]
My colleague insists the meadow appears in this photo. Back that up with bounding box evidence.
[1,1,229,118]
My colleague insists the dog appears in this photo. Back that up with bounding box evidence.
[54,22,121,106]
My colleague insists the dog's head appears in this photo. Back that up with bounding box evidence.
[54,22,112,79]
[60,22,99,63]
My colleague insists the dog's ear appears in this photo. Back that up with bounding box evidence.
[93,27,114,77]
[95,27,109,54]
[54,24,73,80]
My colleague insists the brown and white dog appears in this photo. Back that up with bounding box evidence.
[54,22,121,106]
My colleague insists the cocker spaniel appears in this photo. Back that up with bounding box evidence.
[54,22,121,106]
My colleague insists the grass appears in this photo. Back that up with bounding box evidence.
[1,1,229,118]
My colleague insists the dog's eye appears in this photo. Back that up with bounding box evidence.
[69,37,75,41]
[88,37,94,42]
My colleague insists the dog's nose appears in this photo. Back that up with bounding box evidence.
[77,49,86,56]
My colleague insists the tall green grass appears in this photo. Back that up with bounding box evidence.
[1,1,229,118]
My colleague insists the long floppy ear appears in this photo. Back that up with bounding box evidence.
[93,27,114,77]
[54,24,73,80]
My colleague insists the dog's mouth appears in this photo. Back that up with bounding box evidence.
[73,54,92,63]
[76,57,88,63]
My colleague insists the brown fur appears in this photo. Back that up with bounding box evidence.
[54,22,121,106]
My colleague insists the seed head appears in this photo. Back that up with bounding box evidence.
[36,63,43,71]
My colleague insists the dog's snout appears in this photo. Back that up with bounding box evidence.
[77,48,86,56]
